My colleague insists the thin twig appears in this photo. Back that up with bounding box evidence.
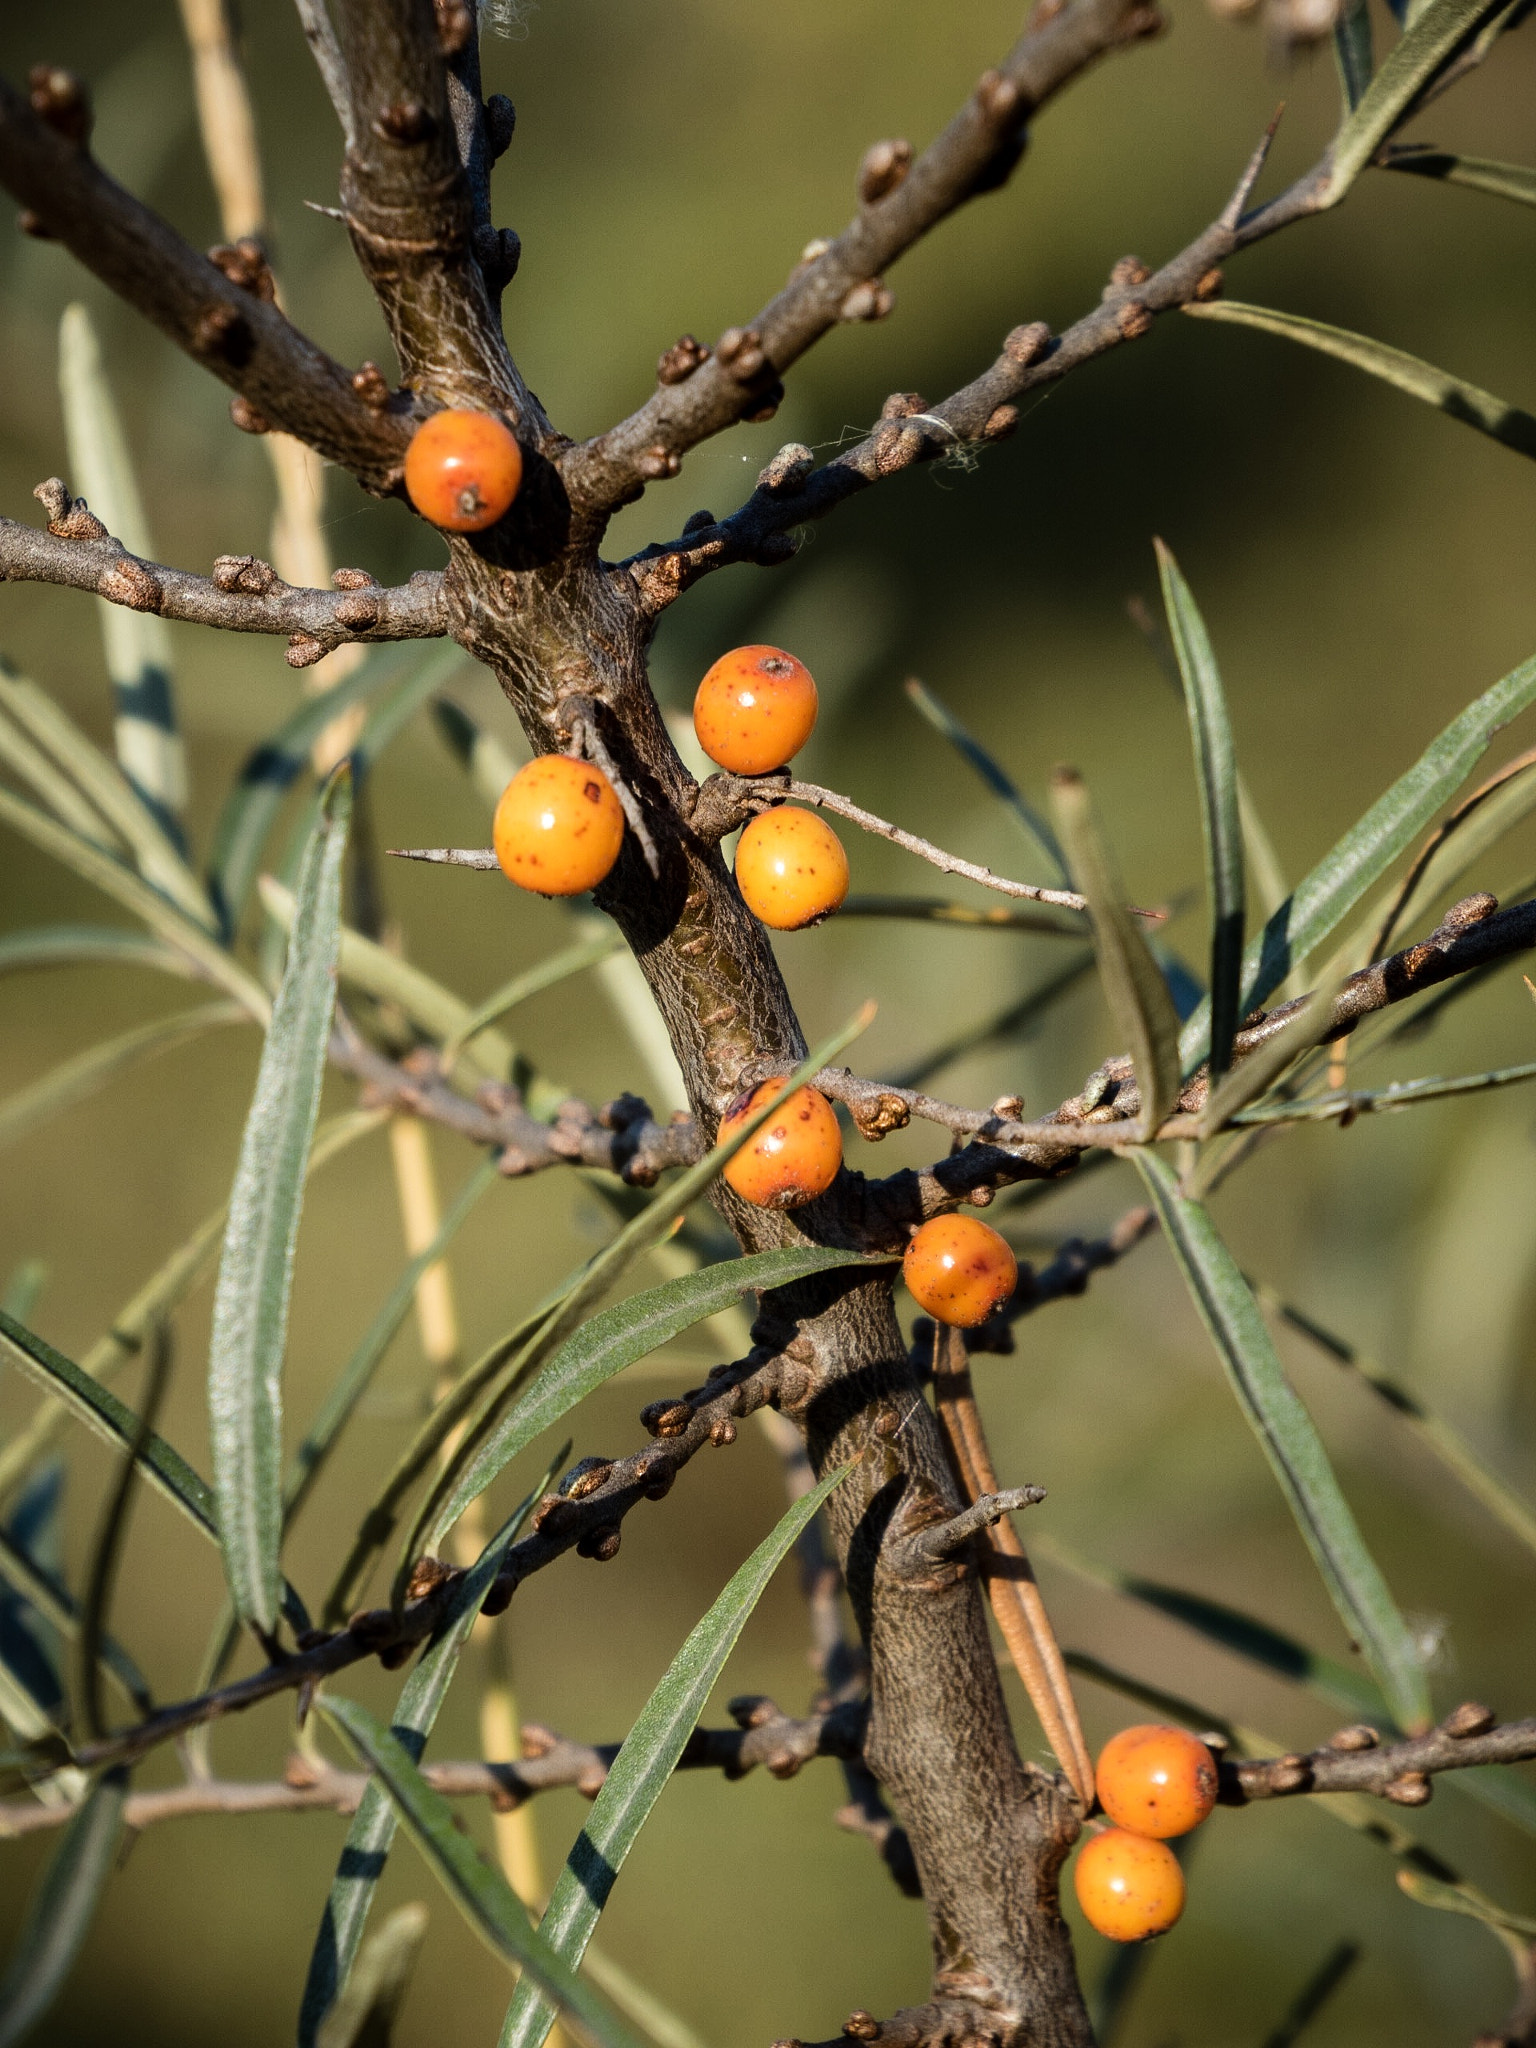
[0,510,448,659]
[0,1700,864,1839]
[784,782,1149,914]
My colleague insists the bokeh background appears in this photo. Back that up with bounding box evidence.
[0,0,1534,2042]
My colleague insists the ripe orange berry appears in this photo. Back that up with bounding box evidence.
[493,755,625,897]
[718,1081,842,1209]
[902,1215,1018,1327]
[693,645,818,775]
[1073,1828,1185,1943]
[734,808,849,930]
[404,409,523,532]
[1095,1725,1218,1840]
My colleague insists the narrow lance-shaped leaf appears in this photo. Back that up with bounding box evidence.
[209,768,350,1636]
[440,933,622,1072]
[1333,0,1374,109]
[0,926,197,982]
[1200,977,1343,1140]
[0,1767,128,2048]
[1179,647,1536,1073]
[500,1464,849,2048]
[1257,1282,1536,1562]
[0,666,211,931]
[1185,300,1536,462]
[1134,1151,1432,1730]
[76,1325,170,1741]
[1382,147,1536,209]
[903,677,1068,883]
[59,304,188,840]
[1323,0,1511,203]
[1397,1868,1536,1942]
[0,1107,384,1515]
[1036,1530,1386,1720]
[319,1694,646,2048]
[299,1464,562,2047]
[423,1245,880,1560]
[0,1310,218,1543]
[315,1903,430,2048]
[206,643,457,938]
[0,691,121,852]
[1255,1942,1361,2047]
[1227,1056,1536,1124]
[1051,769,1181,1138]
[1374,753,1536,958]
[1156,541,1245,1077]
[0,1001,247,1156]
[0,1521,151,1722]
[0,786,269,1023]
[259,875,523,1090]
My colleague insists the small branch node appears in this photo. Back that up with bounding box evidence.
[974,68,1022,124]
[1327,1723,1379,1751]
[286,633,328,670]
[715,326,768,383]
[351,361,392,409]
[433,0,475,55]
[33,479,105,541]
[839,280,894,324]
[858,139,912,205]
[213,554,282,596]
[99,559,162,613]
[657,334,711,385]
[1383,1771,1433,1807]
[230,397,272,434]
[374,100,437,145]
[758,443,815,494]
[208,239,276,302]
[1441,1701,1496,1739]
[1104,255,1151,293]
[28,65,92,146]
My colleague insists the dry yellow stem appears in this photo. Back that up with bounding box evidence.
[932,1325,1095,1810]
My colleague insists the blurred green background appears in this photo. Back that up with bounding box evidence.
[0,0,1534,2042]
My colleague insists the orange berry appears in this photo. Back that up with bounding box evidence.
[493,755,625,897]
[902,1215,1018,1327]
[734,808,849,929]
[1073,1829,1185,1943]
[718,1081,842,1210]
[693,645,818,775]
[1095,1725,1218,1840]
[404,409,523,532]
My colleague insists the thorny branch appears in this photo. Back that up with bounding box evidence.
[1,2,1527,2039]
[561,0,1163,524]
[0,72,410,490]
[0,1700,864,1839]
[0,499,448,667]
[331,894,1536,1223]
[623,121,1295,612]
[44,1339,799,1782]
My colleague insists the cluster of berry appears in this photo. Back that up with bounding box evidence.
[405,437,1218,1943]
[1075,1725,1218,1941]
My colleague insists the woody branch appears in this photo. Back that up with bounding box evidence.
[332,893,1536,1216]
[0,499,448,665]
